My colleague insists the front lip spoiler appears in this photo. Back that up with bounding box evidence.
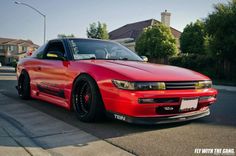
[107,108,210,125]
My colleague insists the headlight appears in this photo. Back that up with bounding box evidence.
[195,80,212,89]
[112,80,135,90]
[112,80,166,90]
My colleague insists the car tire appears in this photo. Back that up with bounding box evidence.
[18,71,31,100]
[72,74,105,122]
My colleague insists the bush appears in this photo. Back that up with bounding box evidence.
[169,54,216,78]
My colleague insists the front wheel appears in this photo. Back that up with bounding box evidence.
[18,71,31,100]
[72,74,105,122]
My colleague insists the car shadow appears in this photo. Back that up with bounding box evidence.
[22,98,191,139]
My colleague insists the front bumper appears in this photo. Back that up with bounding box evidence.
[102,87,217,117]
[107,107,210,124]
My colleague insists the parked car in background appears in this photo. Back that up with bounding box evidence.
[0,62,2,67]
[16,38,218,124]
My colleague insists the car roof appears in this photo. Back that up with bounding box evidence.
[50,38,116,44]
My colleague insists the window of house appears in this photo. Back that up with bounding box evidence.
[8,45,17,51]
[22,46,27,52]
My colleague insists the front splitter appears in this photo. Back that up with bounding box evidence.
[107,108,210,125]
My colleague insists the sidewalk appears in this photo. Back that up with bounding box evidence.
[0,93,133,156]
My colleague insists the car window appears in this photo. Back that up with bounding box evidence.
[31,44,46,59]
[44,41,66,60]
[68,39,143,61]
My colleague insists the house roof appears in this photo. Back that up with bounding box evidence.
[109,19,181,41]
[0,38,39,48]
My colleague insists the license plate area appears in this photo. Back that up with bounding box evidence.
[180,97,198,112]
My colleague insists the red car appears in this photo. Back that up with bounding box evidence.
[16,38,217,124]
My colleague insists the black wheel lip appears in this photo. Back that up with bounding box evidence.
[18,75,24,96]
[17,72,31,99]
[72,74,106,122]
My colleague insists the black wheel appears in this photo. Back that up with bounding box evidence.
[18,71,31,100]
[72,74,105,122]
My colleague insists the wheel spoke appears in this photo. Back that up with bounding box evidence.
[75,81,92,116]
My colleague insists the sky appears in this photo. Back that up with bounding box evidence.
[0,0,229,45]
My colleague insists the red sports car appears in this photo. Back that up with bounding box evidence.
[16,38,217,124]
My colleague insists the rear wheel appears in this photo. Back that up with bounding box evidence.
[18,71,30,100]
[72,74,105,122]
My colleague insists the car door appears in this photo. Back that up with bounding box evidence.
[28,44,46,93]
[37,40,69,100]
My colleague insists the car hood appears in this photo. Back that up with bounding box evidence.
[82,60,210,81]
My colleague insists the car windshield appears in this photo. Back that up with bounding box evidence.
[68,39,143,61]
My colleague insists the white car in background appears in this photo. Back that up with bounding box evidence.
[0,62,2,67]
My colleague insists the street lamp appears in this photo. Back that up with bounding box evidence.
[14,1,46,44]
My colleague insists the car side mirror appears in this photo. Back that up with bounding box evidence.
[141,56,148,62]
[46,51,66,61]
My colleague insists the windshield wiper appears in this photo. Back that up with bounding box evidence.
[90,56,96,60]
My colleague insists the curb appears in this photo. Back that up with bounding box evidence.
[0,93,134,156]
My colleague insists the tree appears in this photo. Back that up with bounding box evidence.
[205,0,236,80]
[57,34,75,38]
[87,22,109,39]
[180,20,206,54]
[135,23,178,59]
[205,0,236,62]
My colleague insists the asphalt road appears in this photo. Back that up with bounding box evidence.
[0,67,235,156]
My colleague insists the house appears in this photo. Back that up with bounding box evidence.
[109,10,181,51]
[0,38,38,65]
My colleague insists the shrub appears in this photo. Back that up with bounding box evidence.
[169,54,216,78]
